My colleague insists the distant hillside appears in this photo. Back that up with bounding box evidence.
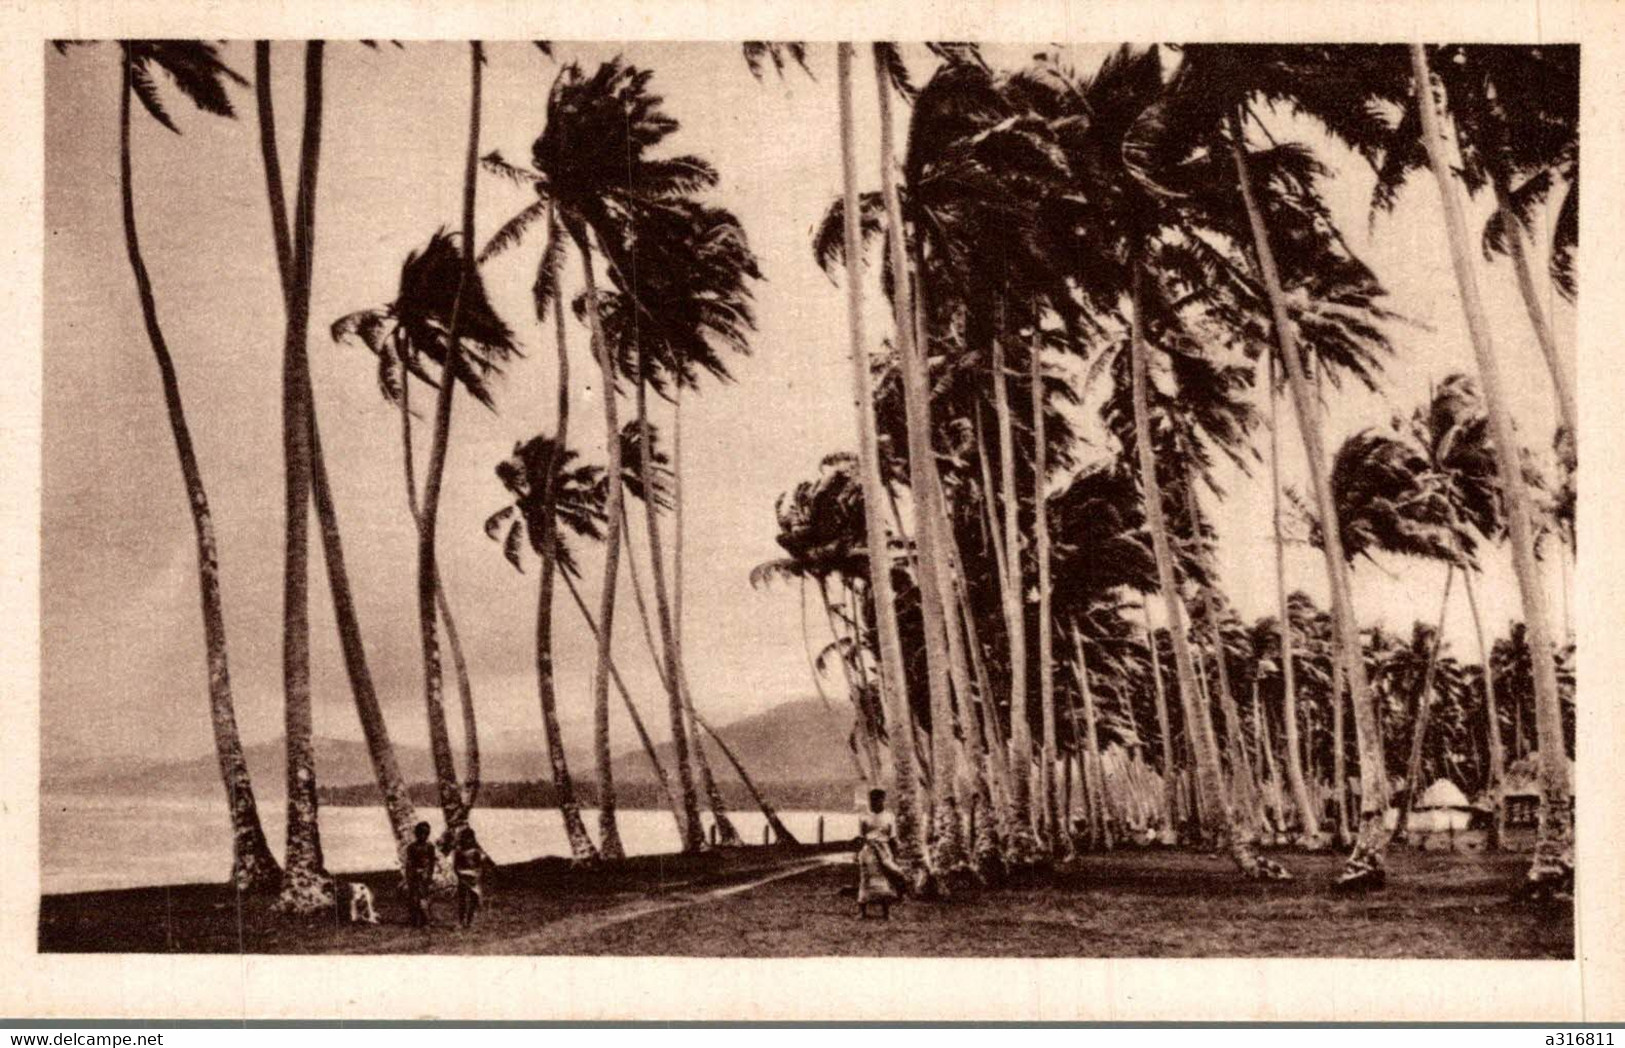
[47,696,862,803]
[616,696,859,785]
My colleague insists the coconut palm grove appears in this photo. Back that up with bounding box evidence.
[39,39,1576,957]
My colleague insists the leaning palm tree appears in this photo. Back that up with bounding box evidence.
[331,227,519,830]
[75,39,280,893]
[412,41,488,840]
[1170,43,1407,886]
[614,420,741,846]
[1408,44,1571,894]
[486,435,612,862]
[483,57,733,855]
[1371,45,1578,443]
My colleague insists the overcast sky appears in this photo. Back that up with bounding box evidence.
[42,41,1573,776]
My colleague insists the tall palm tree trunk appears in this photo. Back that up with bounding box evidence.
[394,345,480,806]
[988,316,1040,864]
[573,232,629,860]
[1128,261,1284,881]
[1492,174,1576,446]
[1029,338,1062,858]
[690,708,799,844]
[837,43,925,882]
[1143,611,1179,842]
[536,219,599,864]
[256,42,417,863]
[1410,46,1571,890]
[1185,475,1263,832]
[1070,624,1111,850]
[276,41,332,914]
[415,42,484,834]
[1394,564,1455,840]
[119,47,280,894]
[622,504,740,845]
[1229,111,1385,886]
[561,570,687,837]
[1332,667,1350,844]
[1463,569,1507,849]
[1267,354,1320,842]
[1253,679,1282,833]
[874,47,965,882]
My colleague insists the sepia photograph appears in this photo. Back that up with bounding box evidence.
[10,2,1617,1019]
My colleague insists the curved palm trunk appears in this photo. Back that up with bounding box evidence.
[120,48,280,894]
[1410,47,1571,890]
[415,43,484,835]
[1268,355,1320,842]
[1128,262,1285,881]
[874,48,965,883]
[622,503,738,846]
[570,232,629,861]
[1492,173,1576,446]
[690,708,798,844]
[1463,570,1507,849]
[256,43,417,864]
[561,570,686,835]
[838,43,925,883]
[1229,114,1385,886]
[397,361,482,816]
[536,217,599,865]
[276,41,331,913]
[1394,564,1455,840]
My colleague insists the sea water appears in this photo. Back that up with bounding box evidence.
[40,794,859,894]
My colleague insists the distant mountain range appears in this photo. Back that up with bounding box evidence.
[44,697,862,801]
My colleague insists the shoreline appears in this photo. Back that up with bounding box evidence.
[37,840,1570,958]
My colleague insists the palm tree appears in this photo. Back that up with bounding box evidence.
[1372,45,1578,442]
[872,43,971,881]
[837,42,926,883]
[257,42,418,865]
[486,435,613,862]
[1397,375,1506,837]
[268,40,331,914]
[412,41,487,840]
[1170,43,1407,885]
[84,39,281,893]
[755,453,887,782]
[615,420,741,846]
[483,58,727,855]
[1408,44,1571,893]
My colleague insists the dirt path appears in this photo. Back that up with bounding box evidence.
[324,851,851,955]
[464,853,849,955]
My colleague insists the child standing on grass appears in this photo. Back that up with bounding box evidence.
[453,826,492,929]
[404,821,438,928]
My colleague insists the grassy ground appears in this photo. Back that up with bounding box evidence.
[39,843,1570,958]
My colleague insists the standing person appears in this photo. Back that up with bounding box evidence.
[855,788,905,919]
[404,821,438,928]
[452,826,492,929]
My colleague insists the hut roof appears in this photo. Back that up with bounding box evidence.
[1417,778,1471,810]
